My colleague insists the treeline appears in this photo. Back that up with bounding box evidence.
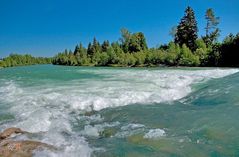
[53,6,237,67]
[0,54,52,68]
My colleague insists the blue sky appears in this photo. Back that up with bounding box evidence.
[0,0,239,57]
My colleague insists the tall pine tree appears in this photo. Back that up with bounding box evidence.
[203,8,220,46]
[74,45,80,56]
[87,42,93,56]
[92,37,101,53]
[102,40,110,52]
[175,6,198,51]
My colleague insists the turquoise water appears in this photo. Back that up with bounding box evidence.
[0,65,239,157]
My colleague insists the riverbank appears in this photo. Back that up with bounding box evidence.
[0,54,52,68]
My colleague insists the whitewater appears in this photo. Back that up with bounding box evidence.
[0,65,238,157]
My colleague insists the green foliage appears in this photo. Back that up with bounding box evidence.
[53,35,201,67]
[134,51,146,66]
[166,42,180,65]
[124,53,136,66]
[91,51,101,65]
[98,52,109,66]
[179,44,200,66]
[120,29,148,53]
[74,43,87,65]
[128,32,148,52]
[87,43,93,57]
[102,40,110,52]
[203,8,220,46]
[196,39,207,51]
[145,49,164,65]
[195,39,209,65]
[165,52,178,66]
[0,61,5,67]
[92,37,102,53]
[120,28,131,52]
[207,43,221,66]
[175,6,198,51]
[52,6,238,68]
[106,47,118,64]
[0,54,52,68]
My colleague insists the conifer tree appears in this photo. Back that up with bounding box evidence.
[92,37,101,53]
[203,8,220,46]
[74,45,80,56]
[175,6,198,51]
[102,40,110,52]
[87,42,93,56]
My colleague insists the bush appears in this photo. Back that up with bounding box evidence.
[98,52,109,66]
[179,44,200,66]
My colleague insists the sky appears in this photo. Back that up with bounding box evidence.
[0,0,239,57]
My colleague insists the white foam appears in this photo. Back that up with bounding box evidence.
[115,123,145,138]
[0,68,238,156]
[83,125,101,137]
[0,69,238,131]
[61,68,238,111]
[0,81,23,102]
[76,114,104,125]
[143,128,166,139]
[121,123,145,131]
[34,136,92,157]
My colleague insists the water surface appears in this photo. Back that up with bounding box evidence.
[0,65,239,157]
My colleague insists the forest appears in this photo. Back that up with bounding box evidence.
[52,7,239,67]
[1,6,239,68]
[0,54,52,68]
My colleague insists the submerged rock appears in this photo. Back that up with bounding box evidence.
[0,140,55,157]
[99,128,117,138]
[0,127,56,157]
[0,127,26,140]
[84,110,97,116]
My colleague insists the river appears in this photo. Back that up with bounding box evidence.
[0,65,239,157]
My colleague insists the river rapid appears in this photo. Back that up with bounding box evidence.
[0,65,239,157]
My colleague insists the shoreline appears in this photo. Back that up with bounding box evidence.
[1,64,239,69]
